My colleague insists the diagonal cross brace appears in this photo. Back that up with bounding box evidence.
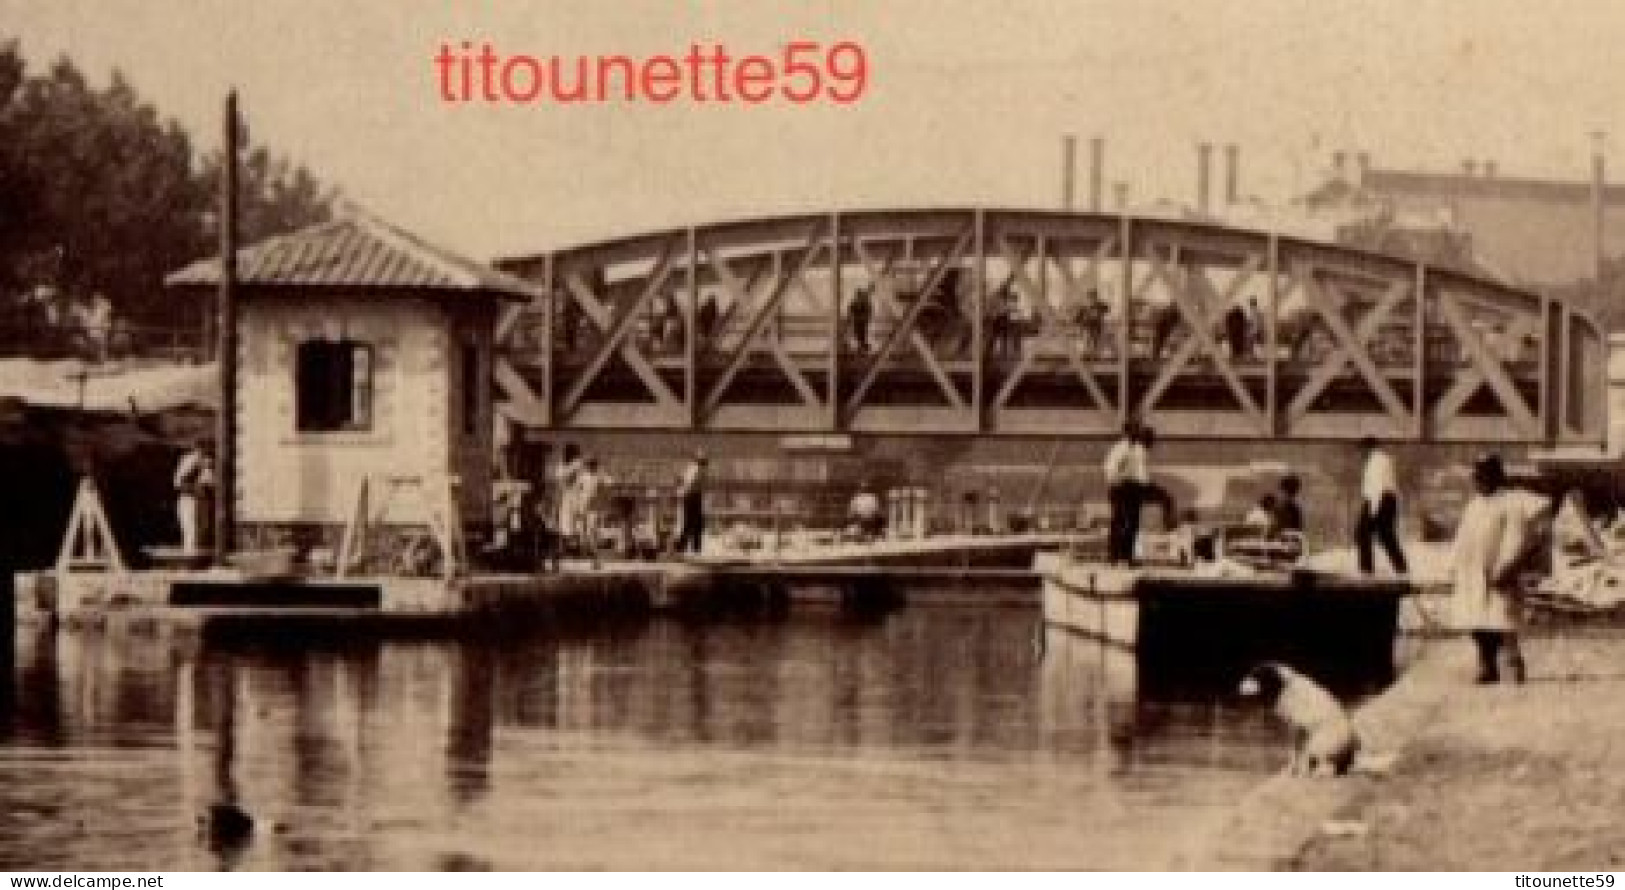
[1135,248,1265,429]
[701,225,829,414]
[1286,271,1412,423]
[845,231,974,412]
[991,235,1112,412]
[560,246,683,413]
[1431,294,1539,436]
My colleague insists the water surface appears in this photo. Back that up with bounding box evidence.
[1,607,1290,870]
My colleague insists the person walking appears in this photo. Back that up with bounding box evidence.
[673,450,709,555]
[1355,436,1409,575]
[1451,454,1545,683]
[1103,421,1147,565]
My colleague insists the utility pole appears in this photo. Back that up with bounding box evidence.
[215,91,241,565]
[1592,130,1608,282]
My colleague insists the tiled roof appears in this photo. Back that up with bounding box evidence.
[165,209,537,301]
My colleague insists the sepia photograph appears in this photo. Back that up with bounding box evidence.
[2,0,1625,874]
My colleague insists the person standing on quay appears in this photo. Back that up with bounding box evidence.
[1103,420,1146,565]
[1451,453,1544,683]
[673,449,709,555]
[173,440,215,554]
[1356,436,1408,575]
[554,442,584,556]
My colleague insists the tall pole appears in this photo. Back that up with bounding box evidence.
[1088,137,1104,212]
[215,91,240,564]
[1061,134,1078,211]
[1196,142,1213,215]
[1593,131,1607,282]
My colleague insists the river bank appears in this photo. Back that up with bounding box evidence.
[1181,625,1625,871]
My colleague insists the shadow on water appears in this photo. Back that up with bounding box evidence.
[3,607,1322,870]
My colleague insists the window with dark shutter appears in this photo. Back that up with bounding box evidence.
[295,339,374,432]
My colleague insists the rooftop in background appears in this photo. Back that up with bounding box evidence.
[165,208,537,302]
[1322,161,1625,289]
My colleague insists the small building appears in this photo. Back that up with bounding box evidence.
[165,211,534,562]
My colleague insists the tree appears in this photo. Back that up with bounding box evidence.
[0,41,336,350]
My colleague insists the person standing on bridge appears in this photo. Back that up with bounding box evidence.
[1355,436,1409,576]
[673,449,709,555]
[847,286,873,355]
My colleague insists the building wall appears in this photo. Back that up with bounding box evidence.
[1365,171,1625,286]
[237,294,475,531]
[445,304,496,527]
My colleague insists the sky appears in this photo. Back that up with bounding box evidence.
[3,0,1624,260]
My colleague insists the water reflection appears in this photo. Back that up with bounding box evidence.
[3,609,1288,870]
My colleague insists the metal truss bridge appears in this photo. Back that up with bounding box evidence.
[492,209,1606,444]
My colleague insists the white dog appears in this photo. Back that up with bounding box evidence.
[1238,661,1361,777]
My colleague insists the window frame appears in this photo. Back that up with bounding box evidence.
[294,338,376,434]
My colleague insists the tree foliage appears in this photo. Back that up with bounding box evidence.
[0,39,336,340]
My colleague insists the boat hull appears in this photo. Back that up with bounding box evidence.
[1036,551,1411,695]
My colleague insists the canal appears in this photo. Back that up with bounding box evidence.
[1,605,1296,870]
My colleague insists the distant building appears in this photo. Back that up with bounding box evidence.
[1318,158,1625,288]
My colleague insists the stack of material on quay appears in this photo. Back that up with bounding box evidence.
[0,356,216,414]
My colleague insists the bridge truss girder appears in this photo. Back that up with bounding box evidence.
[493,209,1606,444]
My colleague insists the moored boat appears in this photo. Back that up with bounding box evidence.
[1035,548,1414,695]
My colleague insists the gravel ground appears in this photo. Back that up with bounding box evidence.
[1291,628,1625,871]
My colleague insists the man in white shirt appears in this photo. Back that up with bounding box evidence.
[173,441,215,554]
[1103,420,1147,565]
[1356,436,1408,575]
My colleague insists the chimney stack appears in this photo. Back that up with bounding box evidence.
[1224,144,1240,205]
[1482,160,1498,178]
[1331,150,1348,179]
[1355,151,1371,184]
[1113,181,1130,211]
[1463,159,1479,177]
[1061,134,1077,211]
[1089,137,1105,212]
[1197,142,1213,213]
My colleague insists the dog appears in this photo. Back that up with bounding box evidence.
[1238,661,1361,777]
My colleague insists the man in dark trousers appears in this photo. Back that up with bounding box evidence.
[1356,436,1409,575]
[673,450,709,555]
